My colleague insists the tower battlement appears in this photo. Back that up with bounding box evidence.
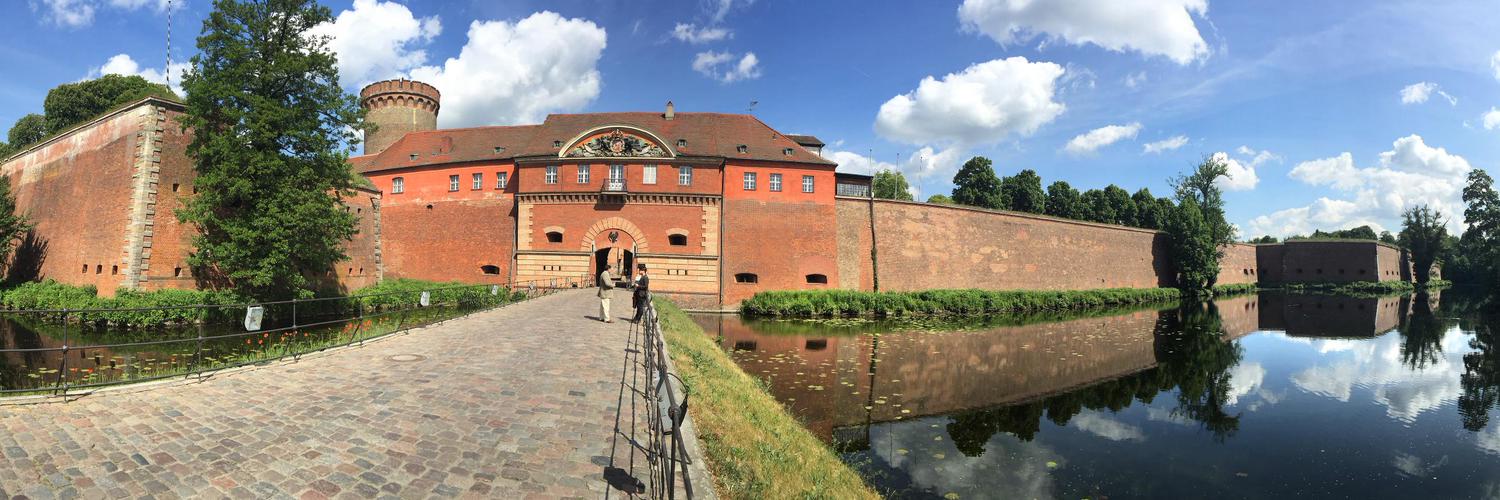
[359,79,441,156]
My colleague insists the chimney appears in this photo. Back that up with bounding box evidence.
[664,100,675,120]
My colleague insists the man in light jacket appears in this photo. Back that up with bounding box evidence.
[598,264,615,323]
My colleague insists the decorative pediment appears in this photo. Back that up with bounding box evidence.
[562,127,672,159]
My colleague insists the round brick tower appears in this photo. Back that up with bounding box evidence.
[359,79,440,156]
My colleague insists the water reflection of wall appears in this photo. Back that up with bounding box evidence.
[694,311,1164,439]
[1258,294,1408,338]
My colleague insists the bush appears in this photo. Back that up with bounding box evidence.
[740,287,1186,318]
[0,280,243,326]
[351,279,517,310]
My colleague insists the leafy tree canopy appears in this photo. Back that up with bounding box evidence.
[952,156,1004,209]
[926,194,953,205]
[6,114,47,149]
[1001,169,1046,214]
[872,169,913,201]
[1045,181,1081,219]
[43,74,175,134]
[176,0,364,299]
[1399,205,1448,284]
[0,175,34,279]
[1102,184,1136,226]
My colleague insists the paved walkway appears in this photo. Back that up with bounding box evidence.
[0,290,656,499]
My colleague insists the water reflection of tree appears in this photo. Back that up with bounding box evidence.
[1399,292,1450,370]
[1458,310,1500,432]
[945,302,1244,456]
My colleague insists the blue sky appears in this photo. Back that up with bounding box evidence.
[6,0,1500,238]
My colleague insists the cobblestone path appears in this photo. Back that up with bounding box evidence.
[0,290,653,499]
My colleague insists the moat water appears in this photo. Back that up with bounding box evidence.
[692,291,1500,499]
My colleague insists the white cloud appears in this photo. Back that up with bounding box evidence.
[1212,152,1260,191]
[1064,122,1140,155]
[1070,410,1146,442]
[1142,135,1189,154]
[409,11,607,128]
[875,57,1066,146]
[1491,50,1500,82]
[1399,82,1457,106]
[311,0,441,88]
[1483,107,1500,130]
[705,0,749,24]
[90,54,189,95]
[1248,134,1471,237]
[670,23,731,44]
[827,146,966,182]
[35,0,180,27]
[692,51,761,83]
[957,0,1210,64]
[1287,328,1470,424]
[1124,71,1147,89]
[37,0,94,27]
[1400,82,1437,104]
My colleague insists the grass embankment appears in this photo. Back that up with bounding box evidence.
[1276,280,1454,297]
[654,299,880,500]
[738,287,1219,318]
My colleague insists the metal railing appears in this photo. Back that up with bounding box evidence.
[602,178,628,193]
[607,294,695,498]
[0,276,589,397]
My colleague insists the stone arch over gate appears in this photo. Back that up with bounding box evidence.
[580,217,650,253]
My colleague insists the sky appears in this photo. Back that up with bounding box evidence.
[5,0,1500,239]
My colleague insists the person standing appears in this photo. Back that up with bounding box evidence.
[597,264,615,323]
[631,264,651,323]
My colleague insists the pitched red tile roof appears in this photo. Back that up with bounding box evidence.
[353,112,836,174]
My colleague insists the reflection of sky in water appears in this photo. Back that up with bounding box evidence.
[1283,328,1471,424]
[711,302,1500,499]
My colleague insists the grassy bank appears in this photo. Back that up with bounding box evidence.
[654,299,880,499]
[1280,280,1416,297]
[740,287,1195,318]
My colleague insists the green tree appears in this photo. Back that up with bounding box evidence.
[872,169,913,201]
[1080,188,1114,224]
[1398,205,1448,284]
[1166,197,1218,294]
[0,175,33,277]
[1000,169,1046,214]
[0,142,12,160]
[1045,181,1081,219]
[6,114,47,148]
[1170,156,1235,289]
[42,74,174,134]
[1462,169,1500,286]
[177,0,364,299]
[1132,188,1166,229]
[926,194,953,205]
[1103,184,1136,226]
[951,156,1004,209]
[1380,230,1399,245]
[1247,235,1278,244]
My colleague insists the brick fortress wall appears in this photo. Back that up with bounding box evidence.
[1,98,383,296]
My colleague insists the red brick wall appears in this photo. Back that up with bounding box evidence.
[1375,243,1404,282]
[723,199,841,304]
[722,161,836,204]
[3,106,144,294]
[334,190,384,291]
[1256,244,1286,284]
[380,198,515,284]
[1217,243,1259,286]
[1280,241,1380,283]
[841,199,1171,292]
[367,161,516,203]
[835,198,875,291]
[142,108,197,291]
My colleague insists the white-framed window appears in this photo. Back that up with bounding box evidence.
[643,164,658,185]
[769,173,782,192]
[743,172,757,191]
[391,177,404,194]
[496,172,508,189]
[578,164,591,184]
[802,175,814,193]
[679,166,693,186]
[471,173,483,190]
[545,165,558,184]
[448,174,459,192]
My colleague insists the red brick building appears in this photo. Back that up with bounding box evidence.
[352,79,846,307]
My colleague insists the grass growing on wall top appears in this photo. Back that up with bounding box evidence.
[740,287,1189,318]
[654,298,881,500]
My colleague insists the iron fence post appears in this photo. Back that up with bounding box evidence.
[56,309,69,396]
[189,323,205,380]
